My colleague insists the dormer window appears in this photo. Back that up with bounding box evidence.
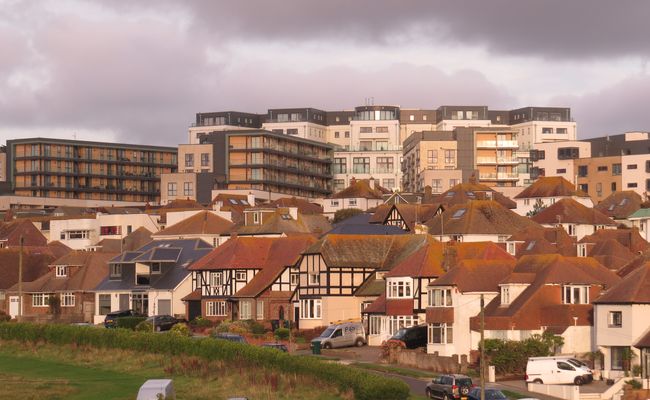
[563,285,589,304]
[55,265,68,277]
[253,212,260,224]
[577,244,587,257]
[506,242,516,255]
[109,264,122,279]
[501,286,511,304]
[150,263,161,274]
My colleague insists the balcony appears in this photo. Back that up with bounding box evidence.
[476,140,518,149]
[479,172,519,181]
[476,157,519,164]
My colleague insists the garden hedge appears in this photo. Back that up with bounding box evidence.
[116,316,147,330]
[0,323,409,400]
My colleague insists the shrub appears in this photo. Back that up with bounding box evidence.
[0,313,10,322]
[0,322,409,400]
[170,323,191,337]
[247,320,266,335]
[482,332,565,374]
[135,321,153,332]
[189,317,212,328]
[274,328,290,341]
[116,316,147,330]
[625,379,642,390]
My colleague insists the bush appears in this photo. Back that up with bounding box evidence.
[0,313,11,322]
[170,323,191,337]
[247,320,266,335]
[625,379,642,390]
[274,328,290,341]
[482,332,565,374]
[135,321,153,332]
[0,322,409,400]
[189,317,212,328]
[116,316,147,330]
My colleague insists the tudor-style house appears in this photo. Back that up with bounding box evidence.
[93,239,212,323]
[369,203,443,233]
[185,235,315,324]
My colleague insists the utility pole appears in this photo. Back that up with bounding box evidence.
[479,294,485,400]
[18,236,24,320]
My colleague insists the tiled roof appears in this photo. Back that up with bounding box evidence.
[514,176,589,199]
[95,227,153,253]
[154,211,233,236]
[386,298,415,316]
[181,289,202,301]
[369,204,443,231]
[578,229,649,271]
[331,179,391,200]
[532,198,617,226]
[514,254,620,286]
[588,239,636,271]
[0,248,54,290]
[0,220,47,247]
[634,329,650,348]
[579,228,649,253]
[507,226,576,257]
[265,197,323,214]
[426,200,541,235]
[594,191,643,220]
[386,241,513,278]
[363,293,387,314]
[434,182,517,209]
[594,263,650,304]
[211,194,253,224]
[327,214,407,235]
[235,212,331,236]
[355,278,386,297]
[429,259,516,293]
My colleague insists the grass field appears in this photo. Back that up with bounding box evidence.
[0,340,351,399]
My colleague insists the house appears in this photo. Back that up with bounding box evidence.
[531,198,617,240]
[185,235,316,324]
[471,254,620,354]
[92,239,212,323]
[434,181,517,209]
[0,219,47,248]
[326,213,407,235]
[92,226,153,253]
[295,234,434,330]
[425,200,541,243]
[266,197,324,215]
[210,193,255,224]
[426,259,516,357]
[152,210,234,247]
[577,228,649,271]
[593,263,650,379]
[235,207,331,237]
[320,178,391,219]
[369,203,443,233]
[504,226,575,258]
[594,191,643,226]
[6,251,116,323]
[363,240,514,345]
[628,209,650,242]
[513,176,593,216]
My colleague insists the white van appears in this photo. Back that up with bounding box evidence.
[526,357,593,385]
[311,322,366,349]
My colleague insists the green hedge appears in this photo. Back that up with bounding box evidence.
[0,323,409,400]
[116,316,147,330]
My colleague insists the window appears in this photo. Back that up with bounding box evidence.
[452,209,466,219]
[501,286,511,304]
[209,272,222,287]
[577,244,587,257]
[333,179,345,192]
[308,273,320,286]
[206,301,227,316]
[55,265,68,277]
[628,182,638,188]
[387,278,412,299]
[334,131,340,138]
[530,150,545,161]
[150,263,161,274]
[369,315,384,335]
[428,150,438,165]
[431,179,443,194]
[409,115,415,121]
[167,182,177,197]
[332,158,346,174]
[612,164,622,175]
[330,200,340,207]
[376,141,389,150]
[110,263,122,278]
[563,285,589,304]
[646,160,650,173]
[61,292,75,307]
[200,153,210,167]
[428,288,452,307]
[376,157,394,173]
[578,165,588,177]
[627,164,638,170]
[444,150,455,164]
[597,166,608,172]
[609,311,622,328]
[359,141,372,151]
[344,131,350,138]
[290,273,299,286]
[256,301,264,320]
[611,347,628,370]
[240,300,252,320]
[286,128,298,135]
[184,154,194,168]
[183,182,193,196]
[578,184,588,193]
[376,126,389,133]
[613,182,618,192]
[556,169,566,174]
[557,361,575,371]
[567,224,576,236]
[300,299,321,319]
[596,183,602,197]
[359,127,372,133]
[428,323,453,344]
[348,199,357,206]
[558,147,579,160]
[389,316,416,336]
[383,179,395,189]
[557,127,568,134]
[100,226,121,236]
[353,157,370,174]
[235,271,246,280]
[98,294,111,315]
[542,127,553,134]
[32,293,50,307]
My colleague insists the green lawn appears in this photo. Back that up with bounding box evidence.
[351,362,436,379]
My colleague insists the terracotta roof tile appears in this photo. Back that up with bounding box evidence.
[508,226,576,257]
[181,289,202,301]
[369,204,443,231]
[235,211,331,236]
[594,263,650,304]
[594,191,643,220]
[331,179,391,199]
[0,248,54,290]
[0,220,47,247]
[386,298,415,316]
[635,329,650,348]
[532,198,617,226]
[265,197,323,214]
[433,182,517,209]
[429,259,516,292]
[154,211,233,236]
[514,176,589,199]
[363,293,387,314]
[579,228,649,253]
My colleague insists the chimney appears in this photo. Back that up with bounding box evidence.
[369,177,375,189]
[442,243,457,272]
[247,192,255,207]
[350,177,357,186]
[424,186,433,202]
[288,206,298,220]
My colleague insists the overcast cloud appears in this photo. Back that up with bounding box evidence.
[1,0,649,145]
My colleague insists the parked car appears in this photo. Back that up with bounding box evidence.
[212,333,248,344]
[310,321,366,350]
[147,315,180,332]
[467,388,507,400]
[426,374,474,400]
[104,309,144,328]
[526,357,592,385]
[261,343,288,352]
[387,325,427,349]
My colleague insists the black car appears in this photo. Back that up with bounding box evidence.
[103,309,143,328]
[147,315,180,332]
[467,388,507,400]
[261,343,288,352]
[212,333,248,344]
[388,325,428,349]
[426,374,474,400]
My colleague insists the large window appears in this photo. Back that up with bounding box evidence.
[100,226,121,236]
[183,182,193,196]
[578,165,588,177]
[428,323,453,344]
[428,288,452,307]
[98,294,111,315]
[200,153,210,167]
[32,293,50,307]
[167,182,177,197]
[376,157,394,173]
[359,141,372,151]
[132,293,148,315]
[388,315,416,336]
[387,278,412,299]
[61,292,75,307]
[240,300,252,320]
[369,315,384,335]
[431,179,442,194]
[608,311,622,328]
[206,301,227,316]
[558,147,579,160]
[333,158,347,174]
[210,272,222,287]
[359,127,373,133]
[383,178,395,189]
[300,299,321,319]
[185,154,194,168]
[563,285,589,304]
[428,150,438,165]
[610,346,629,370]
[353,157,370,174]
[256,300,264,320]
[444,150,455,165]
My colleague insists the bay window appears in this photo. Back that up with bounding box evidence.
[428,323,453,344]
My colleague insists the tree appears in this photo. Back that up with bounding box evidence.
[526,198,547,217]
[333,208,364,223]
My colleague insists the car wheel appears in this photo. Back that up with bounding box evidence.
[323,343,332,350]
[155,326,162,332]
[574,376,583,386]
[355,338,364,347]
[443,393,450,400]
[532,378,543,384]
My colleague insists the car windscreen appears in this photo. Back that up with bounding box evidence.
[568,358,587,368]
[390,328,408,340]
[485,390,506,400]
[319,328,335,338]
[456,378,473,387]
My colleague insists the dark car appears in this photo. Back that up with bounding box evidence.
[387,325,427,349]
[103,309,143,328]
[426,374,474,400]
[261,343,288,352]
[147,315,180,332]
[467,388,507,400]
[212,333,248,344]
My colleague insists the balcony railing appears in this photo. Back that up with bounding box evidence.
[476,157,519,164]
[476,140,518,148]
[479,172,519,180]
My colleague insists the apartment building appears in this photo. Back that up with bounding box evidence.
[402,131,461,194]
[0,147,6,182]
[5,138,177,203]
[509,107,576,151]
[189,111,261,144]
[467,127,520,187]
[163,130,333,204]
[529,140,591,183]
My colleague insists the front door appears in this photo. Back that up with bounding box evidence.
[119,294,129,311]
[9,296,19,318]
[188,301,201,321]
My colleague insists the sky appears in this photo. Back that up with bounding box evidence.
[1,0,650,146]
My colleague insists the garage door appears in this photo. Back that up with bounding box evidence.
[158,299,171,316]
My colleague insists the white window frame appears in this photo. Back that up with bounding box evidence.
[577,243,587,257]
[300,299,322,319]
[330,200,340,207]
[428,323,453,344]
[55,265,68,278]
[256,300,264,320]
[210,272,222,287]
[150,263,161,274]
[32,293,50,307]
[206,301,227,316]
[240,300,252,320]
[308,273,320,286]
[387,278,412,299]
[563,285,589,304]
[348,199,357,206]
[110,263,122,278]
[501,286,511,304]
[428,288,453,307]
[608,311,622,328]
[61,292,75,307]
[290,273,299,286]
[388,315,416,336]
[369,315,384,335]
[506,242,516,255]
[235,271,247,281]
